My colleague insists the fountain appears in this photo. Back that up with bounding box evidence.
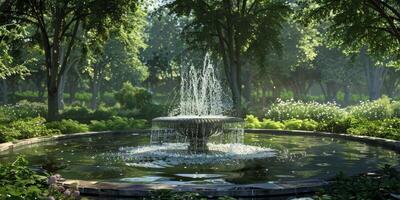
[151,54,244,154]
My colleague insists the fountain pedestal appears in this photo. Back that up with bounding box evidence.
[152,116,243,154]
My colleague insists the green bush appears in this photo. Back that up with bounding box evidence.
[89,116,148,131]
[74,92,91,103]
[301,119,318,131]
[317,117,354,133]
[347,118,400,140]
[0,100,47,122]
[61,106,92,123]
[61,106,115,123]
[392,101,400,118]
[347,96,393,120]
[0,156,48,199]
[265,99,345,122]
[0,117,60,142]
[101,91,117,106]
[92,107,115,121]
[244,115,261,128]
[46,119,89,134]
[0,156,80,200]
[135,103,168,120]
[260,119,285,130]
[115,82,152,110]
[283,119,303,130]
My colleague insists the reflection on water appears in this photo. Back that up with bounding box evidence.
[0,132,399,185]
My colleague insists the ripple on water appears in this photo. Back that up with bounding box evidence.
[102,143,275,168]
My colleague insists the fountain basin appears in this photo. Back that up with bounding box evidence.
[152,116,244,153]
[0,130,399,198]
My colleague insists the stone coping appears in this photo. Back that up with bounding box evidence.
[0,130,148,152]
[0,129,399,198]
[152,116,244,124]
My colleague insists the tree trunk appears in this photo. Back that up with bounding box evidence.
[242,63,252,105]
[1,79,8,104]
[343,84,351,106]
[58,72,66,110]
[325,81,339,102]
[90,63,105,110]
[361,48,386,100]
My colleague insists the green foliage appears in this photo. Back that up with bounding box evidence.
[298,0,400,61]
[260,119,285,130]
[74,92,91,104]
[61,106,92,123]
[0,100,47,123]
[265,100,345,122]
[0,24,31,79]
[301,119,319,131]
[244,115,262,129]
[317,117,355,134]
[89,116,148,131]
[393,101,400,118]
[133,103,168,120]
[0,156,80,200]
[46,120,89,134]
[0,117,60,142]
[283,119,303,130]
[347,96,394,120]
[61,106,114,123]
[316,165,400,200]
[0,156,47,199]
[115,82,152,110]
[347,119,400,140]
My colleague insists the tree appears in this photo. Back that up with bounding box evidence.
[0,25,31,80]
[141,8,188,90]
[299,0,400,62]
[167,0,290,115]
[0,0,139,120]
[89,7,147,109]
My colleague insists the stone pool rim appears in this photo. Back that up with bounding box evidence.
[0,129,399,198]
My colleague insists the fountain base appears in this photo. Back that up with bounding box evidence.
[151,116,244,154]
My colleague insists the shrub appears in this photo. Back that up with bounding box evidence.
[89,116,148,131]
[265,99,345,122]
[347,118,400,140]
[0,156,80,200]
[135,103,168,120]
[91,107,115,121]
[347,96,393,120]
[260,119,285,130]
[46,119,89,134]
[301,119,318,131]
[61,106,115,123]
[61,106,92,123]
[392,101,400,118]
[283,119,303,130]
[244,115,261,128]
[0,156,48,199]
[0,125,20,143]
[101,91,117,106]
[0,100,47,122]
[115,82,152,110]
[74,92,91,103]
[317,117,354,133]
[0,117,60,142]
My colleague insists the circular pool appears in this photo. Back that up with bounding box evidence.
[0,131,399,187]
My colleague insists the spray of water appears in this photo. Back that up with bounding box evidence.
[172,53,231,116]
